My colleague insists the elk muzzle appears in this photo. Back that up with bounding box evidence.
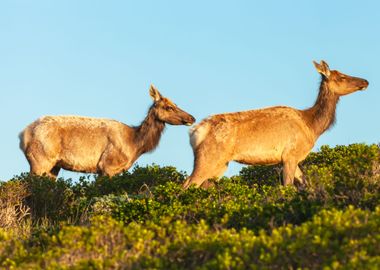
[183,115,196,126]
[359,79,369,90]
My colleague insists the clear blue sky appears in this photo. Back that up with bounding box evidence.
[1,1,379,181]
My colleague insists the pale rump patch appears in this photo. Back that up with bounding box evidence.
[190,122,210,149]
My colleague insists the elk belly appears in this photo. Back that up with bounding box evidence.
[233,145,283,165]
[58,131,108,173]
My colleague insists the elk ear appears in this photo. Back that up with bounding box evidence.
[313,60,331,78]
[149,84,162,102]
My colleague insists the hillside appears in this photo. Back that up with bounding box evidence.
[1,144,379,269]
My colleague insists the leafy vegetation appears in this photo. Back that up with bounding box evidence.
[0,143,379,269]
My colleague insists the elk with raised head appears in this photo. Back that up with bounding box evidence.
[20,85,195,178]
[183,61,368,188]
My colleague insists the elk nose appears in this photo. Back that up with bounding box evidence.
[185,115,196,126]
[361,80,369,90]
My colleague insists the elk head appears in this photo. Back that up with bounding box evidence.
[313,60,369,96]
[149,85,196,126]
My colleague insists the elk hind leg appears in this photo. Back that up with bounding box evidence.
[282,160,298,186]
[183,157,229,189]
[294,166,305,184]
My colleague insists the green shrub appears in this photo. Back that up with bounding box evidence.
[1,207,379,269]
[240,164,282,186]
[303,144,380,209]
[8,174,88,225]
[241,144,380,209]
[1,144,379,269]
[93,180,323,232]
[74,164,187,198]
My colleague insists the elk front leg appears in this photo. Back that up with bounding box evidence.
[98,147,133,177]
[183,157,228,189]
[26,147,58,179]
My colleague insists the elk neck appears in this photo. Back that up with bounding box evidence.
[133,105,166,155]
[303,77,340,137]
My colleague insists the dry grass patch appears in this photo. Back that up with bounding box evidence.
[0,181,30,230]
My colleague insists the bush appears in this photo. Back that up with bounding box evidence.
[240,164,282,187]
[8,174,89,225]
[0,181,30,230]
[74,164,187,198]
[242,144,380,210]
[93,180,324,232]
[303,144,380,209]
[0,144,379,269]
[1,207,379,269]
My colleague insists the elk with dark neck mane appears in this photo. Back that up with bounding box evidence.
[20,85,195,178]
[183,61,368,188]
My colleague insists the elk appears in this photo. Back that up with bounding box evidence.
[183,61,369,188]
[19,85,195,178]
